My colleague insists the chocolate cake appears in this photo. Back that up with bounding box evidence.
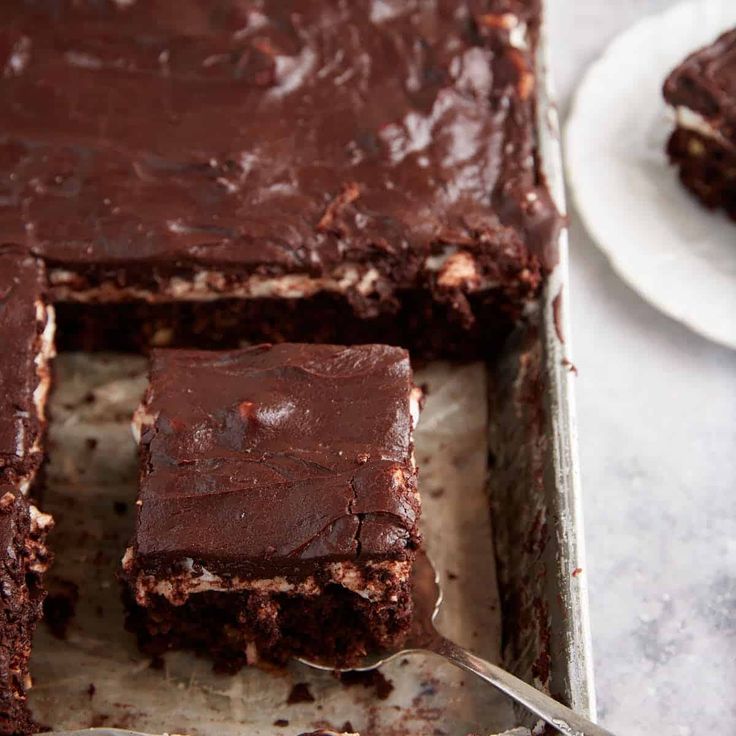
[664,28,736,221]
[0,247,55,493]
[0,0,562,728]
[0,488,53,736]
[0,0,559,356]
[122,343,422,669]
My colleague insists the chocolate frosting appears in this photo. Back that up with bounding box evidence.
[664,28,736,141]
[0,0,558,287]
[0,246,45,483]
[134,343,420,576]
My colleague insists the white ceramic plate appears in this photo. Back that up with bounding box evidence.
[565,0,736,349]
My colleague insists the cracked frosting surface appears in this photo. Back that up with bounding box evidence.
[0,0,557,299]
[130,343,421,578]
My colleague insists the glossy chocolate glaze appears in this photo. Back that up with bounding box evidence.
[664,28,736,141]
[132,343,420,577]
[0,0,558,308]
[0,246,46,486]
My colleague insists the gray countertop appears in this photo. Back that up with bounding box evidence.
[548,1,736,733]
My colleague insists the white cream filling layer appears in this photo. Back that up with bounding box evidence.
[33,302,56,423]
[424,246,496,290]
[409,387,422,430]
[130,403,154,444]
[123,548,410,607]
[49,266,382,303]
[674,106,730,147]
[49,251,496,303]
[27,503,53,574]
[16,302,56,495]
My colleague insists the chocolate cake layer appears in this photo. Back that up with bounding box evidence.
[54,277,534,357]
[0,1,557,347]
[0,488,53,736]
[664,28,736,219]
[122,343,422,667]
[666,127,736,221]
[0,246,55,493]
[122,579,414,670]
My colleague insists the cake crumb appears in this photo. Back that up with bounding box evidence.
[0,491,16,512]
[287,682,315,704]
[338,669,394,700]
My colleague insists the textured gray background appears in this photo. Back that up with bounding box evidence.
[548,1,736,733]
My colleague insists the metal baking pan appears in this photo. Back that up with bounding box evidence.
[478,14,595,727]
[33,8,595,735]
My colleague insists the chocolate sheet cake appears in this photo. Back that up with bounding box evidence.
[122,343,422,669]
[0,488,53,736]
[664,28,736,221]
[0,247,55,493]
[0,0,564,728]
[0,0,559,355]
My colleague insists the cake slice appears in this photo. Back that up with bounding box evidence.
[122,343,422,670]
[0,488,53,736]
[663,28,736,220]
[0,246,56,493]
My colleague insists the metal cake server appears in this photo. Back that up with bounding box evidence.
[300,552,616,736]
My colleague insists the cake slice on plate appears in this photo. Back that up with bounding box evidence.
[664,28,736,221]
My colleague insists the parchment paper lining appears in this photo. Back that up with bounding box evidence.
[28,353,516,735]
